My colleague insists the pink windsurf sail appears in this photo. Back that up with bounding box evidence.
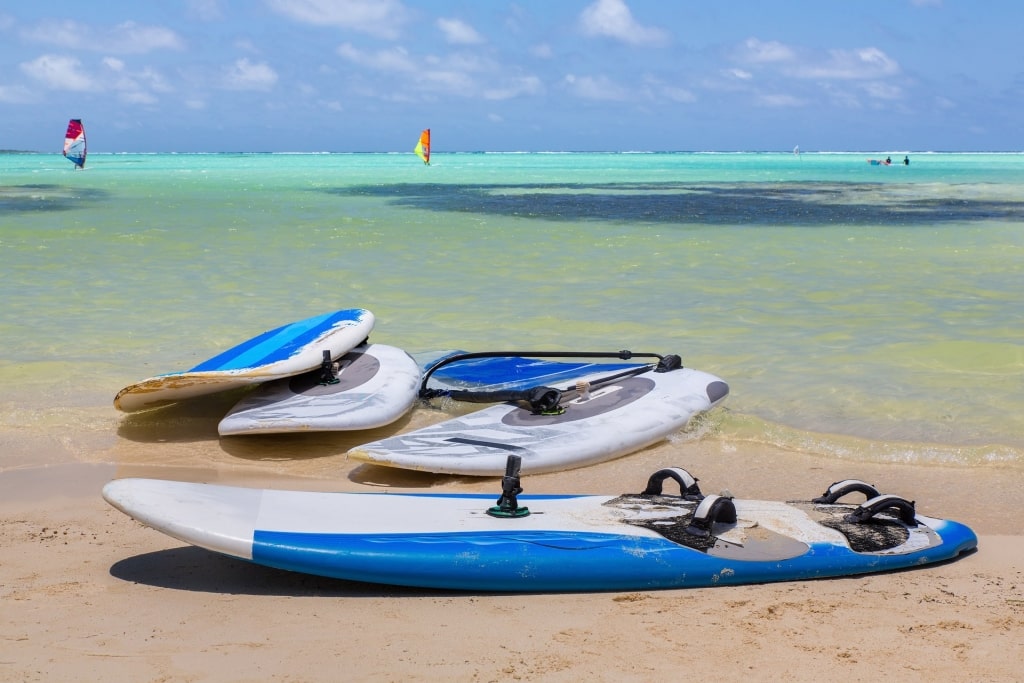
[63,119,87,169]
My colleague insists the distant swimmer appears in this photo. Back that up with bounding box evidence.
[903,155,910,165]
[885,156,892,165]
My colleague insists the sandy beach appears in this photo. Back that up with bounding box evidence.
[2,429,1021,682]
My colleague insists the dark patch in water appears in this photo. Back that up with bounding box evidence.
[0,184,110,214]
[320,182,1024,225]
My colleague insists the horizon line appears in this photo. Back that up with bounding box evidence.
[4,149,1023,156]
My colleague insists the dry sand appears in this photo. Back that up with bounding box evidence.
[2,428,1022,682]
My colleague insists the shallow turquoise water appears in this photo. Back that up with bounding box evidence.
[1,152,1022,468]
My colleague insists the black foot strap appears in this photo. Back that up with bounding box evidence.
[812,479,881,504]
[641,467,703,501]
[685,494,737,538]
[845,494,918,527]
[654,354,683,373]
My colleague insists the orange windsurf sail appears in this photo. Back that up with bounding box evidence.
[414,129,430,165]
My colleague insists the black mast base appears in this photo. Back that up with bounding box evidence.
[486,454,531,519]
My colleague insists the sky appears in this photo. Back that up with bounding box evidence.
[1,0,1022,152]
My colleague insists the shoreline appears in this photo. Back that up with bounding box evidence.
[3,429,1022,535]
[12,420,1024,524]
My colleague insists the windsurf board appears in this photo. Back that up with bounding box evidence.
[114,308,374,413]
[349,362,729,475]
[218,343,421,436]
[422,351,646,393]
[102,468,977,593]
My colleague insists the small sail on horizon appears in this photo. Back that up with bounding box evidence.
[63,119,87,169]
[414,128,430,165]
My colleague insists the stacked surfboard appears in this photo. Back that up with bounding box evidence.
[114,308,421,436]
[115,313,731,476]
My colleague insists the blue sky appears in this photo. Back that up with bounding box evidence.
[1,0,1021,152]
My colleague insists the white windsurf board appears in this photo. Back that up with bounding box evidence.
[348,364,729,475]
[218,343,421,436]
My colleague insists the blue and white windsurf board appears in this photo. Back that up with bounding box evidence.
[102,471,978,593]
[422,352,646,393]
[114,309,375,413]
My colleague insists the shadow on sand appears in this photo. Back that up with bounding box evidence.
[108,546,444,597]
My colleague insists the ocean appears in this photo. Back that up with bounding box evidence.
[1,151,1022,475]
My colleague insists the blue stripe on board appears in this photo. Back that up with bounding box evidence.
[189,309,368,372]
[428,356,644,390]
[251,521,977,592]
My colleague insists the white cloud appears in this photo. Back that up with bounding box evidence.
[21,52,176,105]
[640,75,696,103]
[120,90,159,105]
[530,43,554,59]
[734,39,899,82]
[728,39,905,108]
[756,93,805,107]
[223,58,278,90]
[736,38,796,64]
[793,47,900,80]
[428,52,490,75]
[266,0,409,40]
[337,43,417,72]
[821,84,863,109]
[234,39,259,54]
[437,18,484,45]
[860,81,902,100]
[0,84,36,104]
[20,54,96,91]
[579,0,668,47]
[21,20,184,54]
[119,65,172,93]
[186,0,224,21]
[484,75,542,100]
[337,41,543,101]
[563,73,629,101]
[661,85,697,103]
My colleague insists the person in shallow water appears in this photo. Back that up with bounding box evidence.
[885,156,892,164]
[904,156,910,165]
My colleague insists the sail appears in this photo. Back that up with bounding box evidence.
[414,128,430,165]
[63,119,87,169]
